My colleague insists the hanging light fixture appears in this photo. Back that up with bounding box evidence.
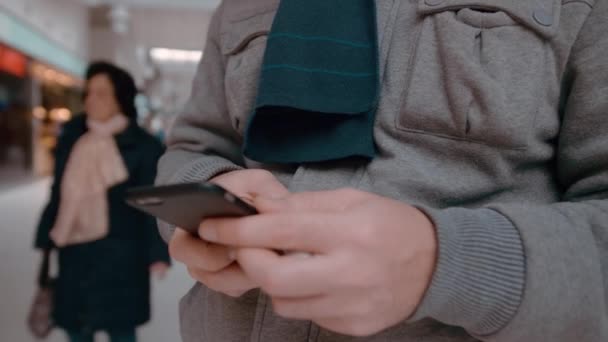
[108,4,130,34]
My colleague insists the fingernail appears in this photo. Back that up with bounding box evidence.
[286,252,313,259]
[228,249,237,261]
[268,194,287,200]
[255,195,285,205]
[201,227,218,242]
[235,192,254,205]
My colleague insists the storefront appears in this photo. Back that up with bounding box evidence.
[30,61,83,176]
[0,8,86,185]
[0,44,31,177]
[0,43,83,183]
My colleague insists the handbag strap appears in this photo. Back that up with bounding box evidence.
[37,248,52,287]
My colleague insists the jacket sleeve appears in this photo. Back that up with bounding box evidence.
[412,2,608,341]
[155,2,244,243]
[139,138,172,265]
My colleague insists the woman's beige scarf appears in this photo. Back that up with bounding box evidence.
[50,115,130,247]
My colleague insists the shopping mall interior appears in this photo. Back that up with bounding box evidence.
[0,1,220,341]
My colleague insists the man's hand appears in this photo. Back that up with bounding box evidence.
[168,169,289,297]
[199,189,438,336]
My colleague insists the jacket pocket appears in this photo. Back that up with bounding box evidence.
[222,7,277,136]
[179,284,207,342]
[397,0,560,149]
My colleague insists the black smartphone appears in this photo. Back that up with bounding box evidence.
[125,183,257,234]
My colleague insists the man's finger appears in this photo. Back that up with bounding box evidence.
[211,169,289,201]
[253,189,366,214]
[199,213,341,252]
[187,263,258,296]
[170,229,234,272]
[237,248,333,297]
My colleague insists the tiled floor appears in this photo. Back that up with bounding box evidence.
[0,164,39,192]
[0,179,193,342]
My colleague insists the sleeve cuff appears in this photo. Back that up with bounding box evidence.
[156,155,243,243]
[409,207,526,336]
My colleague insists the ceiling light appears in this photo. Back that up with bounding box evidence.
[150,48,202,64]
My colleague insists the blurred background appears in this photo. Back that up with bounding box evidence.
[0,0,220,340]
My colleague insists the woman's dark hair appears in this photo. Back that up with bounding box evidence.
[85,61,138,120]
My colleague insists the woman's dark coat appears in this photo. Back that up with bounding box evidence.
[35,115,170,332]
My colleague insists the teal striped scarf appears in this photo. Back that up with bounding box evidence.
[243,0,379,164]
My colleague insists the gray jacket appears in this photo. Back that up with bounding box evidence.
[156,0,608,341]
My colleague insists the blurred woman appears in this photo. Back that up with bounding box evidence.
[34,62,170,342]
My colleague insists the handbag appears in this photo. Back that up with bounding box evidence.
[27,248,55,339]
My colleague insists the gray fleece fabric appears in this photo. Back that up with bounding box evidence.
[156,0,608,341]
